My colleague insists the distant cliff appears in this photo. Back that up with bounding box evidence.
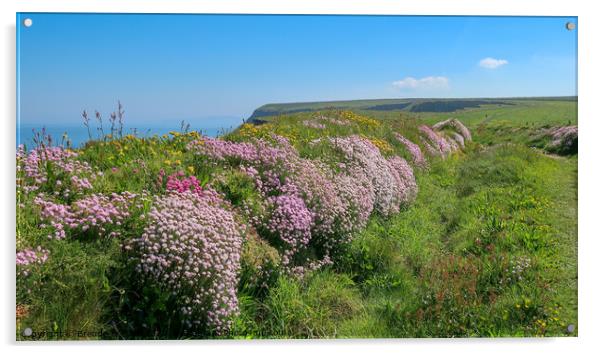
[245,97,576,124]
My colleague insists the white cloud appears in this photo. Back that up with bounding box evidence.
[479,57,509,69]
[392,76,449,90]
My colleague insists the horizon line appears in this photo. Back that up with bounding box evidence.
[259,95,577,107]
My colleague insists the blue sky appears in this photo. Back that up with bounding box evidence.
[17,14,577,126]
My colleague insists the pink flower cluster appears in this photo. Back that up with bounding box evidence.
[187,138,244,161]
[451,132,465,148]
[16,246,49,269]
[386,156,418,205]
[166,171,203,195]
[328,135,416,216]
[302,120,326,129]
[187,136,297,171]
[187,137,258,162]
[190,134,421,274]
[266,193,314,265]
[432,118,472,142]
[289,159,374,247]
[241,158,341,271]
[34,191,140,239]
[16,246,50,294]
[548,125,577,149]
[129,191,243,333]
[419,125,454,157]
[17,145,98,195]
[191,135,377,274]
[394,132,427,168]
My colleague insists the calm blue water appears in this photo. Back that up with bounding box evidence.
[17,120,243,149]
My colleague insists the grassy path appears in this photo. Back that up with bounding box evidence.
[234,145,578,338]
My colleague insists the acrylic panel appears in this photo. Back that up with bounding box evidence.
[16,13,578,340]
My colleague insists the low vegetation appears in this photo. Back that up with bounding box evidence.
[16,101,577,339]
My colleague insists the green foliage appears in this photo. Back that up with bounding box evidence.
[239,232,281,298]
[105,262,195,339]
[16,102,577,339]
[213,169,261,208]
[17,239,120,340]
[239,271,364,338]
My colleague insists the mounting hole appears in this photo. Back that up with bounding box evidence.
[23,18,33,28]
[567,324,575,333]
[565,22,575,31]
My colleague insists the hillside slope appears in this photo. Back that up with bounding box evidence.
[247,97,577,124]
[16,106,577,339]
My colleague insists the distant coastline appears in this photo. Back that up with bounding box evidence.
[17,118,242,149]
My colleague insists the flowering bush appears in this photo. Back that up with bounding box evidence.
[187,137,258,162]
[128,191,243,333]
[17,145,99,196]
[166,171,203,195]
[34,191,141,239]
[419,125,453,157]
[432,118,472,141]
[332,169,375,235]
[188,135,297,170]
[241,153,344,272]
[386,156,418,205]
[546,125,577,154]
[327,135,413,216]
[188,133,421,276]
[451,132,465,148]
[394,133,428,168]
[550,125,577,142]
[190,135,385,274]
[286,159,374,262]
[446,135,459,151]
[266,193,314,264]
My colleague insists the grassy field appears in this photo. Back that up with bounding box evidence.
[16,99,577,339]
[250,97,576,124]
[255,97,577,149]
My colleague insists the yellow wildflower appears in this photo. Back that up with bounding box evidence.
[364,136,394,154]
[339,110,380,128]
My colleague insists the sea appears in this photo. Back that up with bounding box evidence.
[17,118,244,149]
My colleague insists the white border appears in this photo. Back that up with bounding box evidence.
[0,0,584,16]
[2,1,600,353]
